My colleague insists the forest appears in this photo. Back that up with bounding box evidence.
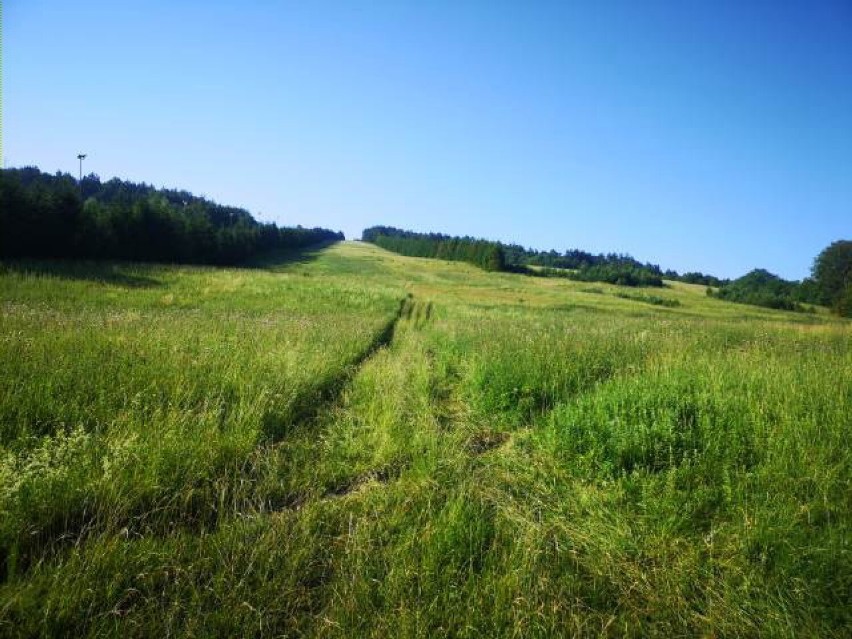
[362,226,505,271]
[363,227,665,286]
[0,167,343,265]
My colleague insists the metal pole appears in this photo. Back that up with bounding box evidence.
[77,153,86,199]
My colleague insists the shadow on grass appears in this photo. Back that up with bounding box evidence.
[0,241,342,288]
[244,241,338,271]
[0,260,163,288]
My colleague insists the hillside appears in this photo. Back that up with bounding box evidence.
[1,242,850,637]
[362,226,664,286]
[709,268,809,311]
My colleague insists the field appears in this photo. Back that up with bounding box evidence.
[1,242,850,637]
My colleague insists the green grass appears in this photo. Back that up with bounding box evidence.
[1,243,850,637]
[613,290,681,307]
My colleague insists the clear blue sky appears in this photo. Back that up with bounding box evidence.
[5,1,850,279]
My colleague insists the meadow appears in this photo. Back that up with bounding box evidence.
[0,242,849,637]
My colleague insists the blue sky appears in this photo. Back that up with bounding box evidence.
[5,0,851,279]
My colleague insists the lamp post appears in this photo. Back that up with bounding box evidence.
[77,153,87,198]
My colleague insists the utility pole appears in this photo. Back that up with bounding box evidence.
[77,153,87,199]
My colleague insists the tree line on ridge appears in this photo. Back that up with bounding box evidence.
[363,226,851,316]
[0,167,343,265]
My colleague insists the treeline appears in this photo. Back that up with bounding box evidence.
[361,225,851,315]
[505,244,738,287]
[364,227,664,286]
[666,271,729,287]
[531,263,663,287]
[709,241,851,316]
[0,167,343,265]
[707,269,815,311]
[362,226,505,271]
[503,244,665,286]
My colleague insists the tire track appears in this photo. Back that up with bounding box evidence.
[261,294,413,443]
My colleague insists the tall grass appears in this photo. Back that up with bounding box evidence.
[1,244,849,637]
[0,258,403,578]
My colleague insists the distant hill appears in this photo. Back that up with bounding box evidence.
[363,225,665,286]
[0,167,343,265]
[362,226,852,316]
[708,268,816,312]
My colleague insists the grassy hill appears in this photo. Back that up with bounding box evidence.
[1,242,850,637]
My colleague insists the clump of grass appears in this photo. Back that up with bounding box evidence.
[614,291,681,307]
[580,286,605,294]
